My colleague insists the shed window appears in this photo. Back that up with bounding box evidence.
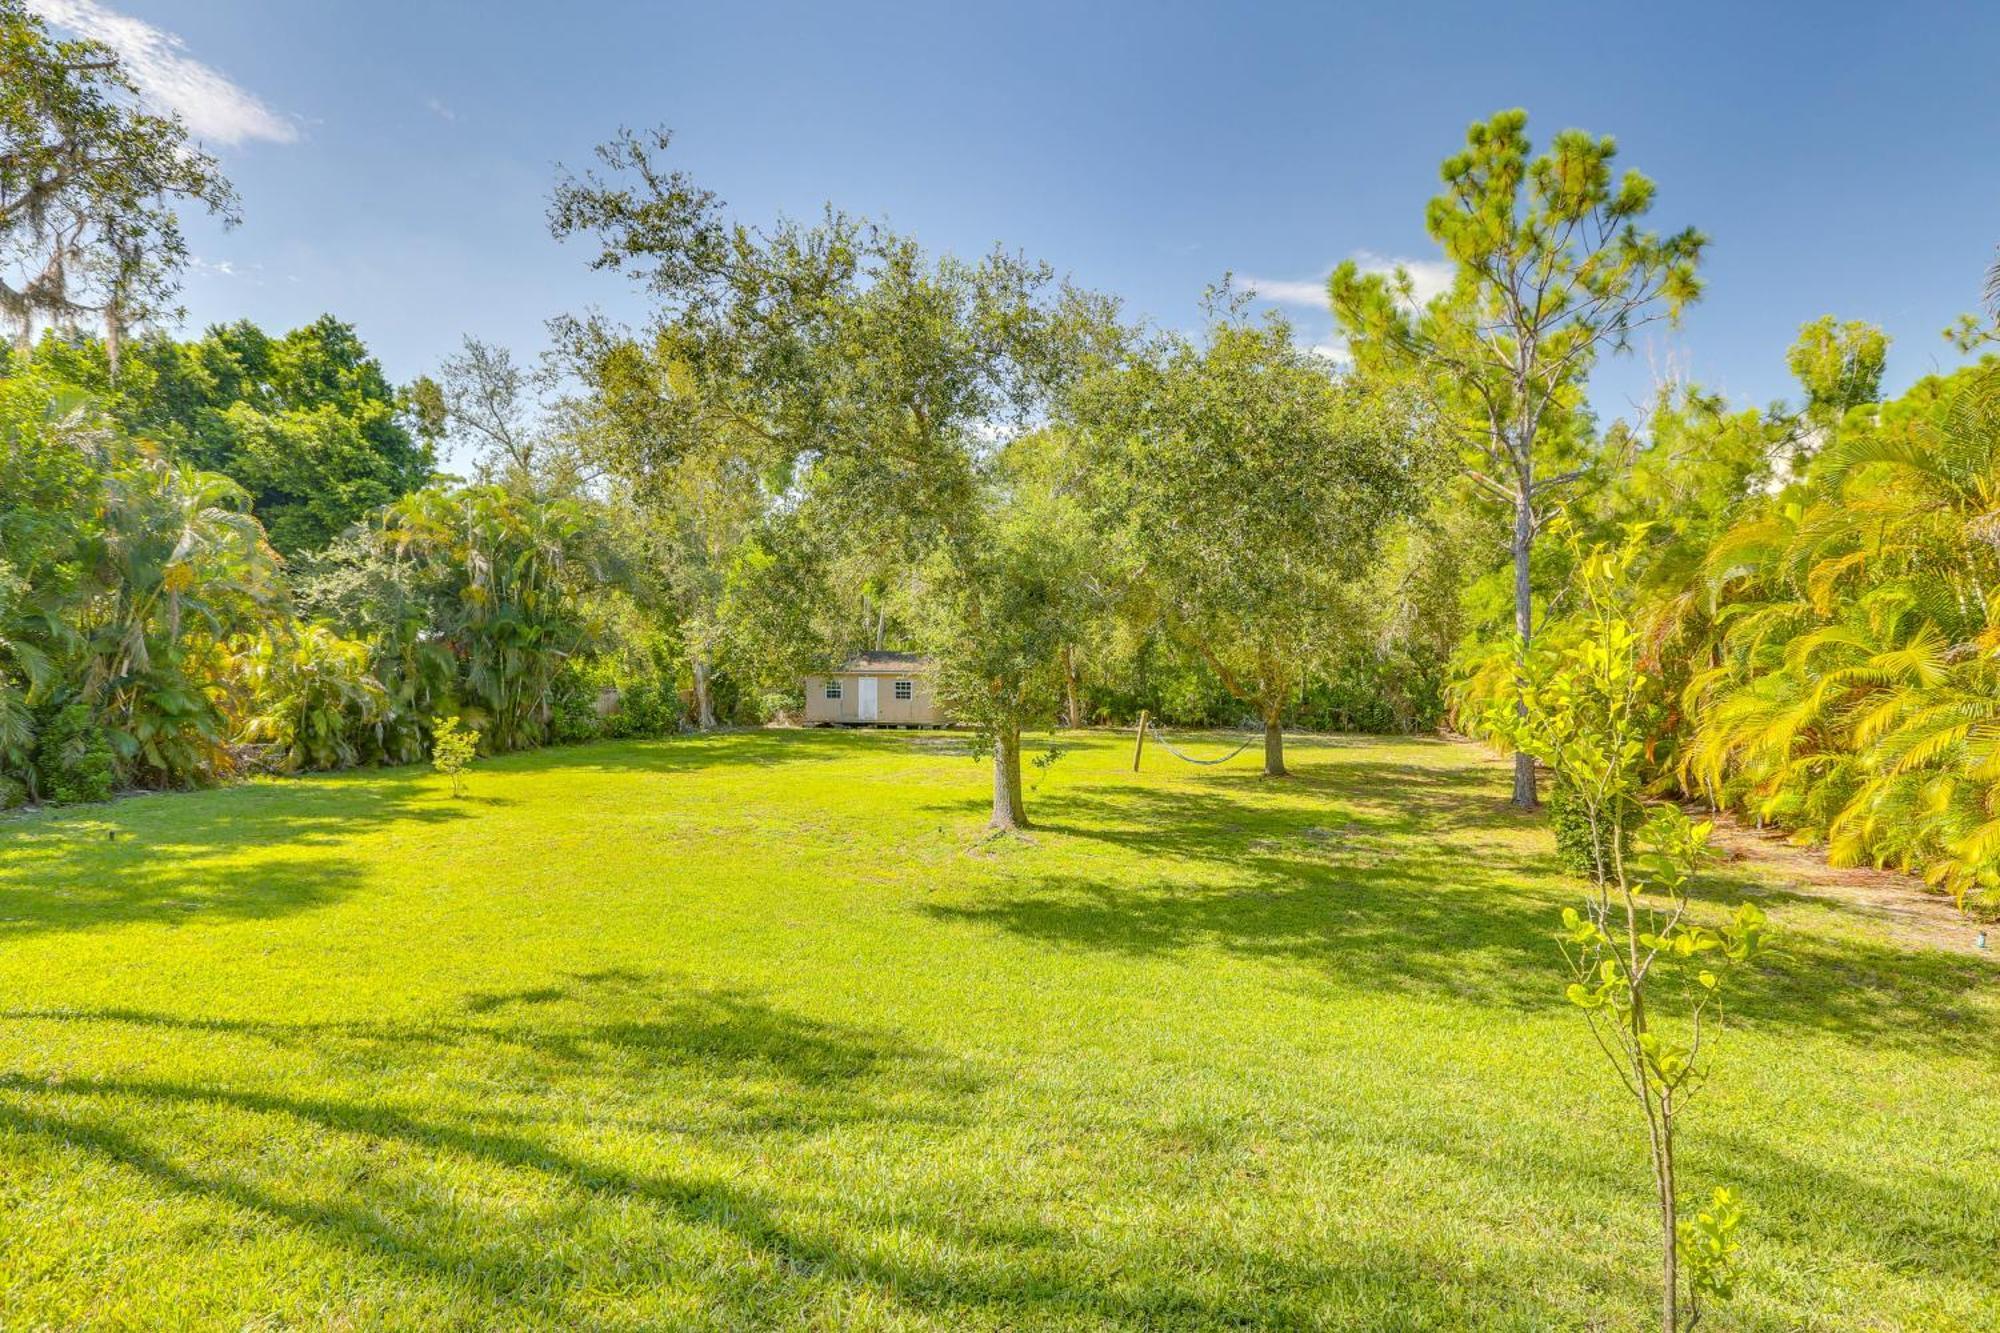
[894,679,914,701]
[825,680,843,700]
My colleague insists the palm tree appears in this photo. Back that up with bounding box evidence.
[374,485,603,753]
[82,456,281,785]
[1673,359,2000,908]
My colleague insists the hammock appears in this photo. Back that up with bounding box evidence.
[1142,718,1261,766]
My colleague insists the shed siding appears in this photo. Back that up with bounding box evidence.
[803,670,945,725]
[803,675,852,724]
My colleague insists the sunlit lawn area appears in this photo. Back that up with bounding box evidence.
[0,729,1993,1330]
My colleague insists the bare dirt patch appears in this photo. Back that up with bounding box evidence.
[1707,815,1996,959]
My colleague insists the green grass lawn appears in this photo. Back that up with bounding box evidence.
[0,730,1994,1330]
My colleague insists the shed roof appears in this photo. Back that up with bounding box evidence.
[835,651,932,673]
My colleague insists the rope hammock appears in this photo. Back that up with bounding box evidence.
[1132,711,1262,768]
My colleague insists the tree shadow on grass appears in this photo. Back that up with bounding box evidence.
[515,728,881,778]
[6,968,978,1136]
[0,971,968,1323]
[1675,850,1994,1040]
[924,772,1997,1058]
[0,1057,1584,1328]
[0,968,1581,1328]
[4,967,1975,1329]
[1201,752,1531,837]
[1707,1128,2000,1284]
[1398,1105,2000,1316]
[0,772,490,939]
[0,730,870,941]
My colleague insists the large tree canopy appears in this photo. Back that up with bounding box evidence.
[548,128,1126,822]
[33,317,437,555]
[1075,304,1424,775]
[0,0,236,361]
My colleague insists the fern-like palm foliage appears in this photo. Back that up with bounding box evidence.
[1673,363,2000,907]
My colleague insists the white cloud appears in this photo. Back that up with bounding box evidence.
[1350,251,1455,308]
[189,256,285,287]
[1240,275,1333,306]
[1242,252,1456,313]
[427,97,457,123]
[27,0,297,145]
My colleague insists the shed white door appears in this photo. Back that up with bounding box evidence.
[856,676,878,722]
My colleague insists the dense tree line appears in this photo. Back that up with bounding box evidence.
[1450,307,2000,914]
[0,337,683,806]
[0,0,1451,822]
[11,0,2000,900]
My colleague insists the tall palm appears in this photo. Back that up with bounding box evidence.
[377,485,601,752]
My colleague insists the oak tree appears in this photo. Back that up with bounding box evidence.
[0,0,236,367]
[1076,302,1421,776]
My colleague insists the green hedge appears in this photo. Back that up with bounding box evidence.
[1546,782,1642,881]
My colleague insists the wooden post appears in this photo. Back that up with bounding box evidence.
[1132,710,1149,771]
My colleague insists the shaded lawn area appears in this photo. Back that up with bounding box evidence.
[0,729,1993,1330]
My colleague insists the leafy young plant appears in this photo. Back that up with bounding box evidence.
[1490,540,1766,1333]
[430,714,477,797]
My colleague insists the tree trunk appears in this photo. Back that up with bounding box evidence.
[1658,1108,1681,1333]
[1511,490,1539,809]
[990,723,1028,830]
[1062,644,1082,730]
[104,301,123,382]
[1009,733,1027,818]
[692,656,716,730]
[1263,710,1287,778]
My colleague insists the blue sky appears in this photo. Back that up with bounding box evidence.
[29,0,2000,448]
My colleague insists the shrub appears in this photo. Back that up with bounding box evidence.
[753,690,798,725]
[430,715,477,797]
[546,665,604,745]
[235,626,390,772]
[1547,781,1643,880]
[0,774,26,809]
[35,703,115,804]
[550,688,603,744]
[604,677,676,738]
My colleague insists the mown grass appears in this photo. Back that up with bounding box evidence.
[0,729,1993,1330]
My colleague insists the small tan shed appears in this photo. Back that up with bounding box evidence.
[803,652,948,727]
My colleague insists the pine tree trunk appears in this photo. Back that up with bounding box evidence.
[990,724,1028,830]
[692,656,716,730]
[1263,711,1287,778]
[1511,491,1539,809]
